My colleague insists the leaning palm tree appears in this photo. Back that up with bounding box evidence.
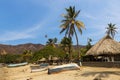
[60,6,85,64]
[106,23,117,39]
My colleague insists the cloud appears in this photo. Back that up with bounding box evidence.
[0,31,33,42]
[0,23,44,42]
[81,13,96,20]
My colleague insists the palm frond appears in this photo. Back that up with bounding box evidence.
[60,20,69,28]
[65,8,69,12]
[65,26,70,37]
[113,24,116,27]
[61,19,69,23]
[74,10,80,18]
[72,6,75,16]
[75,20,85,29]
[60,28,66,34]
[78,28,82,34]
[60,24,66,28]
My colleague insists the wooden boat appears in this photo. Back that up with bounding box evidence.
[30,63,49,73]
[7,62,28,67]
[48,63,80,74]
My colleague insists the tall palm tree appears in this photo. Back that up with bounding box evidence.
[106,23,117,39]
[60,6,85,61]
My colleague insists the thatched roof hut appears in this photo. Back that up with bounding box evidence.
[38,58,46,62]
[52,57,59,61]
[86,35,120,56]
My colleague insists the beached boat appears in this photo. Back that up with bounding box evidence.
[7,62,28,67]
[30,63,49,73]
[48,63,80,74]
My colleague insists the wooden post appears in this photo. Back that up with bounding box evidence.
[107,57,110,62]
[111,56,114,62]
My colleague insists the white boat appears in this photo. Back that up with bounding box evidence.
[30,63,49,73]
[7,62,28,67]
[48,63,80,74]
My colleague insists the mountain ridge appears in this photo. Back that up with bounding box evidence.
[0,43,44,55]
[0,43,86,55]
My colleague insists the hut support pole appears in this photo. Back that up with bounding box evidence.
[111,56,114,62]
[107,57,110,62]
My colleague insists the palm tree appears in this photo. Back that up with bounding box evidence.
[60,6,85,62]
[86,38,92,50]
[46,38,57,47]
[60,37,72,61]
[106,23,117,39]
[22,50,33,62]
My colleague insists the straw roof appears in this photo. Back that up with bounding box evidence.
[86,35,120,56]
[52,57,59,60]
[38,58,46,62]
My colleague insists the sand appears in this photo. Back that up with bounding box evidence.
[0,64,120,80]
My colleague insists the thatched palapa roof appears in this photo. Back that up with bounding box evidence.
[86,35,120,56]
[38,58,46,62]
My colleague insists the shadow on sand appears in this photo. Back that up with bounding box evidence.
[75,71,120,79]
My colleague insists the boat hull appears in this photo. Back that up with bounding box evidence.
[7,62,28,67]
[30,63,49,73]
[48,63,80,74]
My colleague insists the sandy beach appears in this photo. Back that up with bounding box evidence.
[0,64,120,80]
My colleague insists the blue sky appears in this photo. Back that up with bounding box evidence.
[0,0,120,45]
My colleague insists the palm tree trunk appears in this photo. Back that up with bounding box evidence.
[73,27,82,66]
[68,37,72,62]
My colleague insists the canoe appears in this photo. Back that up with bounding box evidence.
[48,63,80,74]
[7,62,28,67]
[30,63,49,73]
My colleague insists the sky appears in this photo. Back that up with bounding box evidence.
[0,0,120,45]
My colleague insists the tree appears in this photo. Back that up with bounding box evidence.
[60,6,85,61]
[86,38,92,50]
[32,46,65,62]
[0,54,22,63]
[60,37,72,60]
[46,37,57,47]
[22,50,33,62]
[106,23,117,39]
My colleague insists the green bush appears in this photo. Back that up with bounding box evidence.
[0,54,23,63]
[32,46,66,62]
